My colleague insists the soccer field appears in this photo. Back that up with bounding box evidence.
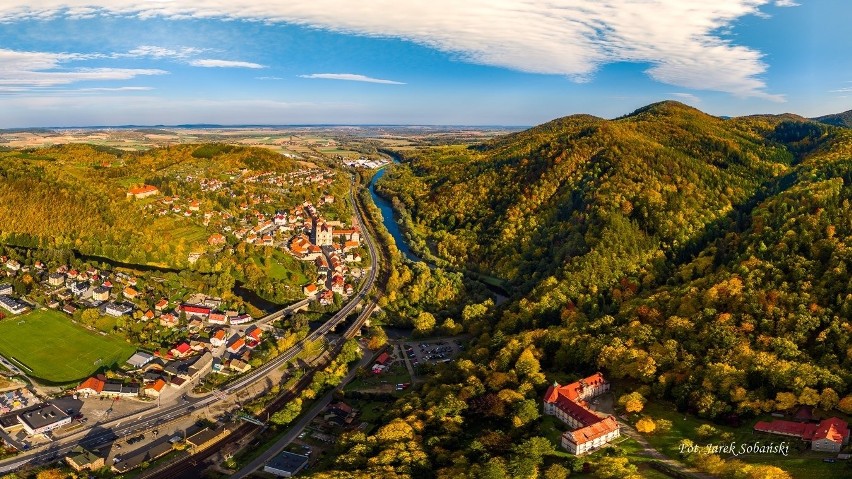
[0,309,136,384]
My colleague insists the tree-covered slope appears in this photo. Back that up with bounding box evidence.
[316,103,852,479]
[0,144,340,268]
[377,101,796,292]
[815,108,852,128]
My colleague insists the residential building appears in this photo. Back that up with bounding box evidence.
[754,417,850,453]
[208,233,226,246]
[210,329,227,347]
[230,313,252,325]
[228,338,246,355]
[145,379,167,397]
[101,382,139,398]
[181,304,211,319]
[0,284,12,296]
[159,312,178,328]
[208,312,228,325]
[76,376,105,396]
[65,446,104,471]
[92,286,110,302]
[303,283,318,296]
[264,451,310,477]
[127,184,159,199]
[230,359,251,373]
[543,373,620,455]
[48,273,65,286]
[103,301,133,317]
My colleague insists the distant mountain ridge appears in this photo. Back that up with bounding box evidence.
[814,108,852,128]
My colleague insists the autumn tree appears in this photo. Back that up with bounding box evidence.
[618,391,646,413]
[635,417,656,433]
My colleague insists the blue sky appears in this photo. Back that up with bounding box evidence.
[0,0,849,127]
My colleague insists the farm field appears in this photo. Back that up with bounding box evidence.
[0,309,135,384]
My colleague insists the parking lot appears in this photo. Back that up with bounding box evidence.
[401,338,464,369]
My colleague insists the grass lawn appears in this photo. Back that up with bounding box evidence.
[252,250,310,284]
[0,309,135,384]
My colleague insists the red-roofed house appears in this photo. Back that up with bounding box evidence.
[145,379,167,397]
[303,283,318,296]
[77,376,105,396]
[813,418,850,452]
[543,373,619,455]
[755,417,849,452]
[159,313,178,328]
[171,342,192,358]
[208,312,228,325]
[123,287,139,300]
[210,329,227,347]
[127,184,159,199]
[181,304,211,319]
[228,338,246,355]
[208,233,226,246]
[154,299,169,311]
[246,327,262,342]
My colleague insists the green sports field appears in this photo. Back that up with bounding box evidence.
[0,309,135,384]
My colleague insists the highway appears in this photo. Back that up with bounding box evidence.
[0,178,381,475]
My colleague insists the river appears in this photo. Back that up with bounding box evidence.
[368,166,422,263]
[367,163,510,303]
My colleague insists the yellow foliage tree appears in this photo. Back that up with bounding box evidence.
[618,391,646,413]
[635,417,656,433]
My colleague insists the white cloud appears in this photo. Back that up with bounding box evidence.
[123,45,204,59]
[0,1,791,99]
[299,73,405,85]
[189,59,265,69]
[0,49,166,90]
[77,86,154,91]
[775,0,799,6]
[255,76,284,80]
[669,92,701,103]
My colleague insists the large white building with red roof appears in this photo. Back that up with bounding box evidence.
[754,417,850,453]
[543,373,620,455]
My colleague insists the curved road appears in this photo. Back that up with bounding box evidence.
[0,179,379,474]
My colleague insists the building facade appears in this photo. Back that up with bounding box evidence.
[543,373,620,455]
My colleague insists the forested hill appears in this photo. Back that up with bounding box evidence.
[0,143,343,268]
[815,108,852,128]
[315,102,852,479]
[377,100,797,292]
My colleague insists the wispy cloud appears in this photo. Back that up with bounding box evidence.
[255,76,284,80]
[77,86,154,91]
[775,0,799,7]
[299,73,405,85]
[669,92,701,103]
[189,59,265,69]
[0,1,791,100]
[123,45,204,59]
[0,48,166,91]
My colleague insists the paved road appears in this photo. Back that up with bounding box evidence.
[230,348,375,479]
[0,178,380,474]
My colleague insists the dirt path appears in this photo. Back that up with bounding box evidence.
[618,421,717,479]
